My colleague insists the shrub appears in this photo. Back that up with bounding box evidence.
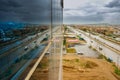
[89,46,92,48]
[75,59,79,62]
[84,61,98,68]
[63,39,66,45]
[67,48,76,53]
[114,67,120,76]
[97,54,104,59]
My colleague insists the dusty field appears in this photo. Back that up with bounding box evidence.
[63,53,118,80]
[30,56,49,80]
[26,53,119,80]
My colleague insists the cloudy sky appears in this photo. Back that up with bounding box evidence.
[0,0,120,24]
[64,0,120,24]
[0,0,51,24]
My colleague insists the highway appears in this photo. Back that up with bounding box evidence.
[0,27,59,79]
[67,26,120,66]
[0,34,46,79]
[79,30,120,52]
[11,44,45,80]
[0,31,46,55]
[67,26,120,53]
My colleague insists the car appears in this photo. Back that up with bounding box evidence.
[107,58,113,62]
[45,52,50,55]
[24,46,28,51]
[99,47,103,50]
[77,53,84,55]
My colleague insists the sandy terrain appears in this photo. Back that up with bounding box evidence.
[27,53,119,80]
[63,53,118,80]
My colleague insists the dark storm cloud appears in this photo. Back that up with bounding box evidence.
[0,0,51,23]
[105,0,120,8]
[0,0,22,8]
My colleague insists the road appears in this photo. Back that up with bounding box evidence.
[74,44,98,58]
[67,26,120,66]
[0,31,47,55]
[80,30,120,52]
[67,26,120,53]
[0,27,59,79]
[11,44,46,80]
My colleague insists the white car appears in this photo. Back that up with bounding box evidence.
[24,46,28,51]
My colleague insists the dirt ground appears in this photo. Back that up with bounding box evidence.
[30,56,49,80]
[63,53,118,80]
[28,53,119,80]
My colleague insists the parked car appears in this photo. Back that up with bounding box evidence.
[45,52,50,55]
[77,53,84,55]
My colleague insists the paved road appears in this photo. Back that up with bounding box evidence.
[0,32,45,75]
[67,26,120,66]
[68,26,120,53]
[0,27,59,79]
[11,44,45,80]
[81,31,120,52]
[74,44,98,58]
[0,32,42,55]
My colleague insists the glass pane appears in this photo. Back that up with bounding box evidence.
[0,0,52,79]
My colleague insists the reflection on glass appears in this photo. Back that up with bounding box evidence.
[0,0,63,80]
